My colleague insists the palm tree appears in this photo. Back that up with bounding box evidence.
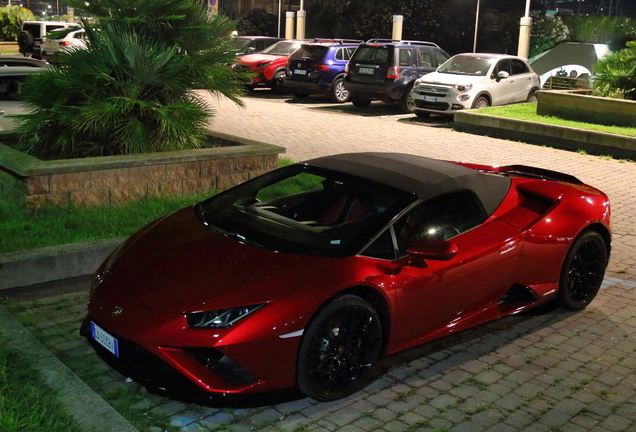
[16,0,247,159]
[593,41,636,100]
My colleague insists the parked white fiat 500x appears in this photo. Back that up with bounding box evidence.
[410,53,540,117]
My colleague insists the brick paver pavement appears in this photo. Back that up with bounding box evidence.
[6,93,636,432]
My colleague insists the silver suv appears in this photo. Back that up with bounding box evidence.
[411,53,540,117]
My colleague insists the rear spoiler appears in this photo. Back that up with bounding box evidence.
[498,165,582,184]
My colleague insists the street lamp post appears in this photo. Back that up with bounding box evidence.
[517,0,532,59]
[473,0,480,53]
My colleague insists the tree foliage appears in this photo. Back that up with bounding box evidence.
[529,11,569,57]
[16,0,246,159]
[0,5,35,41]
[236,8,277,36]
[593,41,636,100]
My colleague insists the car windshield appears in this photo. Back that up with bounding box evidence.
[228,38,250,50]
[289,45,329,61]
[46,27,81,39]
[438,55,495,76]
[195,164,416,258]
[261,41,300,56]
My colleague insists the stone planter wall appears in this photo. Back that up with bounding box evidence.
[537,90,636,128]
[0,131,285,208]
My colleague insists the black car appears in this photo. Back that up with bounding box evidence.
[344,39,450,113]
[284,39,362,103]
[228,36,283,56]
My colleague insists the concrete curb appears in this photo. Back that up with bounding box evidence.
[0,304,138,432]
[453,110,636,161]
[0,238,124,291]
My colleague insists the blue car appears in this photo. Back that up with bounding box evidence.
[284,39,362,103]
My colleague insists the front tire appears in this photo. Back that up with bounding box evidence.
[558,230,608,311]
[298,295,383,401]
[472,96,490,109]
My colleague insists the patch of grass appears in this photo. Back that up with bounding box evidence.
[0,335,82,432]
[0,194,209,254]
[1,159,300,255]
[476,103,636,138]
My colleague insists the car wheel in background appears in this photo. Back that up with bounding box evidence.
[271,71,287,94]
[297,295,383,401]
[472,96,490,109]
[350,96,371,108]
[558,230,608,311]
[398,86,415,114]
[330,77,350,103]
[527,90,538,103]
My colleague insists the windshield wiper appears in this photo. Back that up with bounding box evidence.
[209,225,266,249]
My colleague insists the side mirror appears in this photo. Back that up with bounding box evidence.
[497,71,510,80]
[406,238,458,261]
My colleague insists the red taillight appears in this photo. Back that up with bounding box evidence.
[315,64,330,72]
[59,41,73,46]
[345,63,349,74]
[387,66,400,79]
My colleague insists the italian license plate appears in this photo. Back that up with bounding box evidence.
[91,322,119,357]
[45,51,54,56]
[423,96,438,102]
[293,69,308,75]
[358,67,374,75]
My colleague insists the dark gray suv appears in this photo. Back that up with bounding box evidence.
[344,39,450,113]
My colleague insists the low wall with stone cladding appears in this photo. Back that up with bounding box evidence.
[0,131,285,208]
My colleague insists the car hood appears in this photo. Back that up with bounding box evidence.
[418,72,486,86]
[94,207,334,314]
[237,53,280,65]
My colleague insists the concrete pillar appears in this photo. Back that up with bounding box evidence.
[392,15,403,41]
[285,11,295,40]
[296,10,306,40]
[517,16,532,59]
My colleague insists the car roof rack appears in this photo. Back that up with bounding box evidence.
[309,38,363,44]
[365,39,440,48]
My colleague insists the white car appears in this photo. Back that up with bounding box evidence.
[41,28,86,63]
[410,53,540,117]
[0,67,42,133]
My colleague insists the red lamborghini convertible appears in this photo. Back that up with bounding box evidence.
[81,153,611,402]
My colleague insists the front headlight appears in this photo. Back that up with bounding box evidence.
[454,83,473,93]
[187,304,266,329]
[255,61,272,68]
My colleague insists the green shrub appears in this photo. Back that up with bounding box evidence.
[15,0,248,159]
[0,5,35,41]
[593,41,636,100]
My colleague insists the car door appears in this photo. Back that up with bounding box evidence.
[509,59,535,102]
[489,59,517,105]
[364,191,524,351]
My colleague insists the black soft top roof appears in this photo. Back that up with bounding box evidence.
[305,153,511,215]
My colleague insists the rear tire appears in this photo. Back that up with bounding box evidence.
[350,96,371,108]
[298,295,383,401]
[271,71,287,94]
[527,90,538,103]
[558,230,608,311]
[329,77,350,103]
[398,86,415,114]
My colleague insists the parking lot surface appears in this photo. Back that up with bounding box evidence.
[6,93,636,432]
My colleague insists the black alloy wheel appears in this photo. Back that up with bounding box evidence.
[298,295,383,401]
[558,230,608,311]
